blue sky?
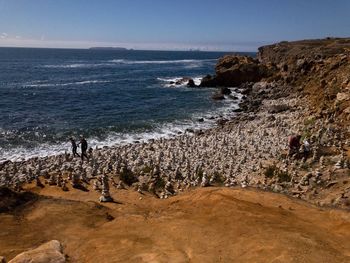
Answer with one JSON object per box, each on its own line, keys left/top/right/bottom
{"left": 0, "top": 0, "right": 349, "bottom": 51}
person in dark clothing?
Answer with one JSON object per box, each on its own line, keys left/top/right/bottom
{"left": 78, "top": 136, "right": 89, "bottom": 161}
{"left": 288, "top": 134, "right": 301, "bottom": 157}
{"left": 69, "top": 137, "right": 80, "bottom": 157}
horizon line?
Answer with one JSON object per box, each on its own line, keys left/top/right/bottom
{"left": 0, "top": 45, "right": 258, "bottom": 53}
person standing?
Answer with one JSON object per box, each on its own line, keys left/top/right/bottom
{"left": 69, "top": 137, "right": 80, "bottom": 157}
{"left": 302, "top": 138, "right": 311, "bottom": 160}
{"left": 78, "top": 136, "right": 89, "bottom": 161}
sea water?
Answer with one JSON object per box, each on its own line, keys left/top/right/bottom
{"left": 0, "top": 48, "right": 253, "bottom": 161}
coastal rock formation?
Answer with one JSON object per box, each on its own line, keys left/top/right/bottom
{"left": 199, "top": 74, "right": 217, "bottom": 87}
{"left": 211, "top": 87, "right": 232, "bottom": 100}
{"left": 200, "top": 55, "right": 271, "bottom": 87}
{"left": 168, "top": 77, "right": 197, "bottom": 87}
{"left": 8, "top": 240, "right": 65, "bottom": 263}
{"left": 211, "top": 93, "right": 225, "bottom": 100}
{"left": 187, "top": 78, "right": 196, "bottom": 87}
{"left": 258, "top": 37, "right": 350, "bottom": 125}
{"left": 257, "top": 38, "right": 350, "bottom": 65}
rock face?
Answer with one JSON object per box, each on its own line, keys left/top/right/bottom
{"left": 8, "top": 240, "right": 65, "bottom": 263}
{"left": 211, "top": 87, "right": 232, "bottom": 100}
{"left": 257, "top": 38, "right": 350, "bottom": 65}
{"left": 257, "top": 37, "right": 350, "bottom": 123}
{"left": 200, "top": 74, "right": 218, "bottom": 87}
{"left": 200, "top": 55, "right": 271, "bottom": 87}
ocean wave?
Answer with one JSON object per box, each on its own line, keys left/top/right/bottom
{"left": 109, "top": 58, "right": 216, "bottom": 64}
{"left": 42, "top": 63, "right": 117, "bottom": 69}
{"left": 42, "top": 59, "right": 216, "bottom": 69}
{"left": 157, "top": 76, "right": 202, "bottom": 87}
{"left": 0, "top": 91, "right": 242, "bottom": 162}
{"left": 184, "top": 63, "right": 202, "bottom": 69}
{"left": 23, "top": 80, "right": 111, "bottom": 88}
{"left": 43, "top": 63, "right": 89, "bottom": 69}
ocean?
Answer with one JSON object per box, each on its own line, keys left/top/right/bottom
{"left": 0, "top": 48, "right": 252, "bottom": 161}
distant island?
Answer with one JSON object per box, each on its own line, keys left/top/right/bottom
{"left": 89, "top": 47, "right": 131, "bottom": 51}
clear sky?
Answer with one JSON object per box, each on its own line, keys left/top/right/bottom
{"left": 0, "top": 0, "right": 349, "bottom": 51}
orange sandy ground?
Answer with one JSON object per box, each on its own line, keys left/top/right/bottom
{"left": 1, "top": 184, "right": 350, "bottom": 263}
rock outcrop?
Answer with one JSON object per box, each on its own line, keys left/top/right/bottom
{"left": 200, "top": 55, "right": 272, "bottom": 87}
{"left": 187, "top": 78, "right": 196, "bottom": 87}
{"left": 168, "top": 77, "right": 198, "bottom": 87}
{"left": 8, "top": 240, "right": 65, "bottom": 263}
{"left": 211, "top": 93, "right": 225, "bottom": 100}
{"left": 257, "top": 38, "right": 350, "bottom": 65}
{"left": 257, "top": 37, "right": 350, "bottom": 124}
{"left": 211, "top": 87, "right": 232, "bottom": 100}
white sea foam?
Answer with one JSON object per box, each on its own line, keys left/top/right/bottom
{"left": 157, "top": 76, "right": 203, "bottom": 87}
{"left": 42, "top": 63, "right": 119, "bottom": 69}
{"left": 0, "top": 91, "right": 242, "bottom": 162}
{"left": 193, "top": 77, "right": 202, "bottom": 86}
{"left": 23, "top": 80, "right": 111, "bottom": 88}
{"left": 109, "top": 58, "right": 216, "bottom": 64}
{"left": 43, "top": 63, "right": 88, "bottom": 68}
{"left": 42, "top": 59, "right": 217, "bottom": 69}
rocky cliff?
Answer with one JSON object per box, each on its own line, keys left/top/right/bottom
{"left": 200, "top": 55, "right": 272, "bottom": 87}
{"left": 202, "top": 38, "right": 350, "bottom": 124}
{"left": 258, "top": 38, "right": 350, "bottom": 128}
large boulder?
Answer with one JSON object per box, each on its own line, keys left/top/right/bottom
{"left": 212, "top": 93, "right": 225, "bottom": 100}
{"left": 220, "top": 87, "right": 231, "bottom": 95}
{"left": 187, "top": 78, "right": 196, "bottom": 87}
{"left": 8, "top": 240, "right": 65, "bottom": 263}
{"left": 200, "top": 56, "right": 271, "bottom": 87}
{"left": 199, "top": 74, "right": 218, "bottom": 87}
{"left": 215, "top": 55, "right": 270, "bottom": 86}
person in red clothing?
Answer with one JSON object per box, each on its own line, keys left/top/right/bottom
{"left": 288, "top": 135, "right": 301, "bottom": 156}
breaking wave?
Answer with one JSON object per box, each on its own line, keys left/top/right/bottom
{"left": 0, "top": 90, "right": 242, "bottom": 162}
{"left": 109, "top": 58, "right": 216, "bottom": 64}
{"left": 23, "top": 80, "right": 111, "bottom": 88}
{"left": 157, "top": 77, "right": 203, "bottom": 88}
{"left": 42, "top": 59, "right": 216, "bottom": 69}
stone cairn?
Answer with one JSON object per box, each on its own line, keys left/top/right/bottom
{"left": 99, "top": 174, "right": 113, "bottom": 202}
{"left": 0, "top": 96, "right": 349, "bottom": 206}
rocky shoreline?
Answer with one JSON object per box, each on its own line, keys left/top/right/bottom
{"left": 1, "top": 37, "right": 350, "bottom": 210}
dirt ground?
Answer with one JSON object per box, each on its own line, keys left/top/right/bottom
{"left": 1, "top": 185, "right": 350, "bottom": 263}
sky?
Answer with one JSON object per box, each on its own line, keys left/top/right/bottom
{"left": 0, "top": 0, "right": 349, "bottom": 51}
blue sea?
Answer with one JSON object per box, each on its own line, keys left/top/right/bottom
{"left": 0, "top": 48, "right": 250, "bottom": 161}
